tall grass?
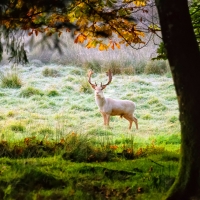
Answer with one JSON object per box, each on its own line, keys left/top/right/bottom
{"left": 0, "top": 33, "right": 160, "bottom": 70}
{"left": 0, "top": 71, "right": 22, "bottom": 88}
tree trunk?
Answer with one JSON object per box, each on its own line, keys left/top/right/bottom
{"left": 155, "top": 0, "right": 200, "bottom": 199}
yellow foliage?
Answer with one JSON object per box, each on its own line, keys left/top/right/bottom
{"left": 86, "top": 40, "right": 98, "bottom": 49}
{"left": 133, "top": 0, "right": 147, "bottom": 7}
{"left": 74, "top": 34, "right": 87, "bottom": 43}
{"left": 135, "top": 30, "right": 145, "bottom": 37}
{"left": 99, "top": 43, "right": 109, "bottom": 51}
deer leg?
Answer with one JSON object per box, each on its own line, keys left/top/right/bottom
{"left": 129, "top": 121, "right": 133, "bottom": 129}
{"left": 124, "top": 115, "right": 138, "bottom": 130}
{"left": 101, "top": 113, "right": 107, "bottom": 125}
{"left": 132, "top": 116, "right": 138, "bottom": 130}
{"left": 106, "top": 114, "right": 110, "bottom": 127}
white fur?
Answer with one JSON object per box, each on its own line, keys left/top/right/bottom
{"left": 93, "top": 86, "right": 138, "bottom": 129}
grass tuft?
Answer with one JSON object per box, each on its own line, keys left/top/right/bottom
{"left": 79, "top": 78, "right": 93, "bottom": 93}
{"left": 47, "top": 89, "right": 59, "bottom": 97}
{"left": 83, "top": 60, "right": 102, "bottom": 73}
{"left": 144, "top": 60, "right": 168, "bottom": 75}
{"left": 42, "top": 67, "right": 59, "bottom": 77}
{"left": 20, "top": 86, "right": 44, "bottom": 97}
{"left": 9, "top": 123, "right": 25, "bottom": 132}
{"left": 0, "top": 72, "right": 22, "bottom": 88}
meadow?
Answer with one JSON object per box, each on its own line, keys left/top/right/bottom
{"left": 0, "top": 61, "right": 181, "bottom": 199}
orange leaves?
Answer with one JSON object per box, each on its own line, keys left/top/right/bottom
{"left": 2, "top": 20, "right": 11, "bottom": 28}
{"left": 99, "top": 43, "right": 109, "bottom": 51}
{"left": 74, "top": 34, "right": 87, "bottom": 43}
{"left": 74, "top": 34, "right": 122, "bottom": 51}
{"left": 12, "top": 0, "right": 148, "bottom": 52}
{"left": 109, "top": 41, "right": 121, "bottom": 50}
{"left": 134, "top": 30, "right": 145, "bottom": 37}
{"left": 86, "top": 39, "right": 120, "bottom": 51}
{"left": 110, "top": 145, "right": 118, "bottom": 150}
{"left": 28, "top": 29, "right": 39, "bottom": 36}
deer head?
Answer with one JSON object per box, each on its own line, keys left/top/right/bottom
{"left": 88, "top": 69, "right": 112, "bottom": 90}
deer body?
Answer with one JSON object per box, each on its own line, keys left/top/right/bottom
{"left": 88, "top": 71, "right": 138, "bottom": 130}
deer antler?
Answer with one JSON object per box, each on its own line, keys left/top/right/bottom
{"left": 101, "top": 69, "right": 112, "bottom": 90}
{"left": 88, "top": 70, "right": 97, "bottom": 89}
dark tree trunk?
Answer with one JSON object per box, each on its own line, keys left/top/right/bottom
{"left": 155, "top": 0, "right": 200, "bottom": 199}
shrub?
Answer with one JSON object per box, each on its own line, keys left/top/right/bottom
{"left": 135, "top": 61, "right": 146, "bottom": 74}
{"left": 42, "top": 68, "right": 59, "bottom": 77}
{"left": 104, "top": 60, "right": 121, "bottom": 75}
{"left": 0, "top": 72, "right": 22, "bottom": 88}
{"left": 102, "top": 60, "right": 135, "bottom": 75}
{"left": 121, "top": 67, "right": 135, "bottom": 75}
{"left": 83, "top": 60, "right": 102, "bottom": 73}
{"left": 20, "top": 87, "right": 44, "bottom": 97}
{"left": 79, "top": 78, "right": 93, "bottom": 93}
{"left": 144, "top": 60, "right": 168, "bottom": 75}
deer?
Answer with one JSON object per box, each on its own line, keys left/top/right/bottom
{"left": 88, "top": 70, "right": 138, "bottom": 130}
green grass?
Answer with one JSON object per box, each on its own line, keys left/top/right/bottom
{"left": 0, "top": 150, "right": 179, "bottom": 199}
{"left": 0, "top": 64, "right": 180, "bottom": 199}
{"left": 0, "top": 71, "right": 22, "bottom": 88}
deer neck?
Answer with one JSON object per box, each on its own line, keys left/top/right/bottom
{"left": 95, "top": 94, "right": 106, "bottom": 108}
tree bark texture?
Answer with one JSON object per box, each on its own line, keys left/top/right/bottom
{"left": 155, "top": 0, "right": 200, "bottom": 199}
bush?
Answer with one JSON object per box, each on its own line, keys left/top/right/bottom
{"left": 20, "top": 87, "right": 44, "bottom": 97}
{"left": 102, "top": 60, "right": 135, "bottom": 75}
{"left": 42, "top": 68, "right": 59, "bottom": 77}
{"left": 144, "top": 60, "right": 168, "bottom": 75}
{"left": 121, "top": 67, "right": 135, "bottom": 75}
{"left": 83, "top": 60, "right": 102, "bottom": 73}
{"left": 104, "top": 60, "right": 121, "bottom": 75}
{"left": 79, "top": 78, "right": 93, "bottom": 93}
{"left": 0, "top": 72, "right": 22, "bottom": 88}
{"left": 135, "top": 61, "right": 146, "bottom": 74}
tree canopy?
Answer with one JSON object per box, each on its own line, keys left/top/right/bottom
{"left": 0, "top": 0, "right": 160, "bottom": 63}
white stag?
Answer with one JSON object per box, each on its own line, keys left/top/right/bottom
{"left": 88, "top": 70, "right": 138, "bottom": 130}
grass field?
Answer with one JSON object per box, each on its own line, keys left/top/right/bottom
{"left": 0, "top": 63, "right": 180, "bottom": 199}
